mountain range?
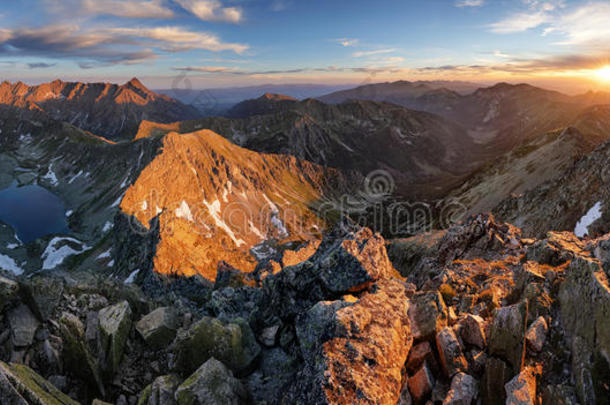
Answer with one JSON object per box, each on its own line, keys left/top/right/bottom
{"left": 0, "top": 77, "right": 609, "bottom": 404}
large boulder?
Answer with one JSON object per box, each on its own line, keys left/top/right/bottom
{"left": 0, "top": 275, "right": 18, "bottom": 312}
{"left": 21, "top": 276, "right": 64, "bottom": 321}
{"left": 138, "top": 374, "right": 181, "bottom": 405}
{"left": 480, "top": 357, "right": 512, "bottom": 405}
{"left": 8, "top": 303, "right": 40, "bottom": 347}
{"left": 505, "top": 366, "right": 538, "bottom": 405}
{"left": 443, "top": 372, "right": 478, "bottom": 405}
{"left": 59, "top": 312, "right": 105, "bottom": 396}
{"left": 174, "top": 358, "right": 248, "bottom": 405}
{"left": 408, "top": 291, "right": 448, "bottom": 340}
{"left": 259, "top": 226, "right": 403, "bottom": 323}
{"left": 97, "top": 301, "right": 133, "bottom": 376}
{"left": 0, "top": 361, "right": 79, "bottom": 405}
{"left": 436, "top": 327, "right": 468, "bottom": 378}
{"left": 289, "top": 278, "right": 413, "bottom": 404}
{"left": 136, "top": 307, "right": 180, "bottom": 349}
{"left": 316, "top": 227, "right": 402, "bottom": 293}
{"left": 173, "top": 316, "right": 261, "bottom": 376}
{"left": 488, "top": 301, "right": 528, "bottom": 371}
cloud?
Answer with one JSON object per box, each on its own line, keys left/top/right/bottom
{"left": 352, "top": 49, "right": 396, "bottom": 58}
{"left": 455, "top": 0, "right": 484, "bottom": 7}
{"left": 172, "top": 66, "right": 235, "bottom": 72}
{"left": 107, "top": 26, "right": 248, "bottom": 53}
{"left": 174, "top": 0, "right": 243, "bottom": 23}
{"left": 336, "top": 38, "right": 359, "bottom": 47}
{"left": 172, "top": 65, "right": 406, "bottom": 76}
{"left": 0, "top": 24, "right": 248, "bottom": 69}
{"left": 43, "top": 0, "right": 174, "bottom": 19}
{"left": 27, "top": 62, "right": 57, "bottom": 69}
{"left": 545, "top": 2, "right": 610, "bottom": 47}
{"left": 489, "top": 11, "right": 549, "bottom": 33}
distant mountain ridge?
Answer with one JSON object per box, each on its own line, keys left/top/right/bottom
{"left": 0, "top": 78, "right": 200, "bottom": 141}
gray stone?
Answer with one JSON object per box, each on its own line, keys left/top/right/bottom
{"left": 8, "top": 304, "right": 40, "bottom": 347}
{"left": 436, "top": 327, "right": 467, "bottom": 378}
{"left": 136, "top": 307, "right": 180, "bottom": 349}
{"left": 59, "top": 312, "right": 105, "bottom": 396}
{"left": 488, "top": 301, "right": 528, "bottom": 370}
{"left": 408, "top": 291, "right": 448, "bottom": 340}
{"left": 143, "top": 374, "right": 181, "bottom": 405}
{"left": 174, "top": 358, "right": 248, "bottom": 405}
{"left": 481, "top": 357, "right": 511, "bottom": 405}
{"left": 0, "top": 275, "right": 18, "bottom": 312}
{"left": 525, "top": 316, "right": 548, "bottom": 352}
{"left": 505, "top": 366, "right": 537, "bottom": 405}
{"left": 443, "top": 372, "right": 478, "bottom": 405}
{"left": 98, "top": 300, "right": 132, "bottom": 376}
{"left": 458, "top": 314, "right": 486, "bottom": 349}
{"left": 173, "top": 316, "right": 261, "bottom": 376}
{"left": 259, "top": 325, "right": 280, "bottom": 347}
{"left": 0, "top": 361, "right": 79, "bottom": 405}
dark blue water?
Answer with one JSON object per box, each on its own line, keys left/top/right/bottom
{"left": 0, "top": 182, "right": 70, "bottom": 243}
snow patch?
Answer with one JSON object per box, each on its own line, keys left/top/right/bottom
{"left": 97, "top": 249, "right": 111, "bottom": 260}
{"left": 124, "top": 269, "right": 140, "bottom": 284}
{"left": 0, "top": 254, "right": 23, "bottom": 275}
{"left": 102, "top": 222, "right": 114, "bottom": 233}
{"left": 42, "top": 164, "right": 59, "bottom": 186}
{"left": 175, "top": 200, "right": 194, "bottom": 222}
{"left": 203, "top": 199, "right": 245, "bottom": 247}
{"left": 68, "top": 170, "right": 83, "bottom": 184}
{"left": 575, "top": 201, "right": 603, "bottom": 238}
{"left": 42, "top": 237, "right": 91, "bottom": 270}
{"left": 111, "top": 194, "right": 124, "bottom": 208}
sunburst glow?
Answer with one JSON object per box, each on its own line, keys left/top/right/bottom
{"left": 594, "top": 66, "right": 610, "bottom": 82}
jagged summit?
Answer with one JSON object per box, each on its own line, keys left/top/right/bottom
{"left": 0, "top": 78, "right": 199, "bottom": 140}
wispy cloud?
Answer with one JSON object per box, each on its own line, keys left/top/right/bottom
{"left": 489, "top": 11, "right": 549, "bottom": 33}
{"left": 352, "top": 49, "right": 396, "bottom": 58}
{"left": 107, "top": 26, "right": 248, "bottom": 53}
{"left": 172, "top": 65, "right": 406, "bottom": 76}
{"left": 27, "top": 62, "right": 57, "bottom": 69}
{"left": 335, "top": 38, "right": 359, "bottom": 47}
{"left": 490, "top": 1, "right": 610, "bottom": 49}
{"left": 43, "top": 0, "right": 174, "bottom": 19}
{"left": 0, "top": 24, "right": 248, "bottom": 68}
{"left": 174, "top": 0, "right": 243, "bottom": 23}
{"left": 455, "top": 0, "right": 484, "bottom": 8}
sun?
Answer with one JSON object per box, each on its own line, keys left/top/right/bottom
{"left": 594, "top": 66, "right": 610, "bottom": 83}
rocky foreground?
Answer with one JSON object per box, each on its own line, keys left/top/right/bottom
{"left": 0, "top": 214, "right": 609, "bottom": 404}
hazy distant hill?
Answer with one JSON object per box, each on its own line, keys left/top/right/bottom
{"left": 156, "top": 83, "right": 353, "bottom": 116}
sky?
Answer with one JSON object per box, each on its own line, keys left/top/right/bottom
{"left": 1, "top": 0, "right": 610, "bottom": 92}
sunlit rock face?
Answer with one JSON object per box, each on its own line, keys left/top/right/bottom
{"left": 120, "top": 129, "right": 344, "bottom": 279}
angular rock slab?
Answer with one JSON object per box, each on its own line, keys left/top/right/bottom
{"left": 0, "top": 361, "right": 79, "bottom": 405}
{"left": 293, "top": 279, "right": 413, "bottom": 405}
{"left": 174, "top": 358, "right": 248, "bottom": 405}
{"left": 8, "top": 303, "right": 40, "bottom": 347}
{"left": 173, "top": 316, "right": 261, "bottom": 376}
{"left": 488, "top": 301, "right": 528, "bottom": 371}
{"left": 505, "top": 366, "right": 538, "bottom": 405}
{"left": 436, "top": 327, "right": 467, "bottom": 378}
{"left": 136, "top": 306, "right": 180, "bottom": 349}
{"left": 98, "top": 300, "right": 133, "bottom": 376}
